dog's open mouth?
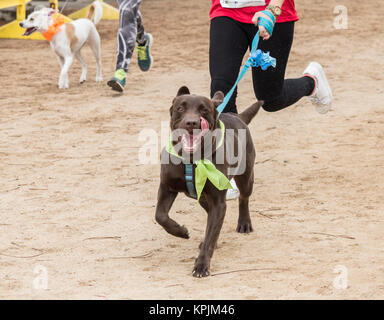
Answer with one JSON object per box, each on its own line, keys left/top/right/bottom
{"left": 181, "top": 117, "right": 209, "bottom": 153}
{"left": 23, "top": 27, "right": 37, "bottom": 36}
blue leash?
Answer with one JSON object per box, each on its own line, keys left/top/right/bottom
{"left": 184, "top": 12, "right": 277, "bottom": 199}
{"left": 216, "top": 12, "right": 277, "bottom": 115}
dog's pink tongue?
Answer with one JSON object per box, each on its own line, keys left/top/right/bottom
{"left": 200, "top": 117, "right": 209, "bottom": 131}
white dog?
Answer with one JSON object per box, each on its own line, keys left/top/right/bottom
{"left": 20, "top": 1, "right": 103, "bottom": 89}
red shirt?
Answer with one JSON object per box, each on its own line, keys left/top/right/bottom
{"left": 210, "top": 0, "right": 299, "bottom": 24}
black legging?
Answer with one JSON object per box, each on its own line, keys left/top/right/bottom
{"left": 210, "top": 16, "right": 314, "bottom": 113}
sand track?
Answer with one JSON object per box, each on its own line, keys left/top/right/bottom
{"left": 0, "top": 0, "right": 383, "bottom": 299}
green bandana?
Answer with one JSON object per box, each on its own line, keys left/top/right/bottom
{"left": 166, "top": 120, "right": 232, "bottom": 200}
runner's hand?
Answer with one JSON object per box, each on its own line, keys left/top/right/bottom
{"left": 252, "top": 11, "right": 275, "bottom": 40}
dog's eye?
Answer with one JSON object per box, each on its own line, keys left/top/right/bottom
{"left": 30, "top": 18, "right": 34, "bottom": 21}
{"left": 199, "top": 105, "right": 209, "bottom": 114}
{"left": 177, "top": 106, "right": 185, "bottom": 113}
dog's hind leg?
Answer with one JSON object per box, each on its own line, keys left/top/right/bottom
{"left": 155, "top": 183, "right": 189, "bottom": 239}
{"left": 234, "top": 170, "right": 254, "bottom": 234}
{"left": 88, "top": 28, "right": 102, "bottom": 82}
{"left": 75, "top": 51, "right": 87, "bottom": 83}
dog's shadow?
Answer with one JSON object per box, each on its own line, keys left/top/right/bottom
{"left": 110, "top": 92, "right": 124, "bottom": 98}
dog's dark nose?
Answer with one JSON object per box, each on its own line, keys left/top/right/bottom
{"left": 185, "top": 119, "right": 199, "bottom": 129}
{"left": 19, "top": 22, "right": 23, "bottom": 27}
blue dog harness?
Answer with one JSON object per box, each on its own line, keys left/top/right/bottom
{"left": 185, "top": 164, "right": 196, "bottom": 198}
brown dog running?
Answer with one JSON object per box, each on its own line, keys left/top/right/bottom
{"left": 155, "top": 86, "right": 263, "bottom": 277}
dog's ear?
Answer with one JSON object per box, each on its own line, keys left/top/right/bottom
{"left": 212, "top": 91, "right": 224, "bottom": 107}
{"left": 176, "top": 86, "right": 190, "bottom": 97}
{"left": 169, "top": 95, "right": 178, "bottom": 117}
{"left": 212, "top": 107, "right": 219, "bottom": 129}
{"left": 169, "top": 101, "right": 177, "bottom": 129}
{"left": 47, "top": 8, "right": 57, "bottom": 16}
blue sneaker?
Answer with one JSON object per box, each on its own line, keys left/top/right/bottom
{"left": 137, "top": 33, "right": 153, "bottom": 72}
{"left": 107, "top": 69, "right": 126, "bottom": 92}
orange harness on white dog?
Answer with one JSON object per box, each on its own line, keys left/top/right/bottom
{"left": 41, "top": 14, "right": 65, "bottom": 41}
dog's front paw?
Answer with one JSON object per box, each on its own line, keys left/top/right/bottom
{"left": 58, "top": 82, "right": 69, "bottom": 89}
{"left": 192, "top": 261, "right": 210, "bottom": 278}
{"left": 175, "top": 225, "right": 189, "bottom": 239}
{"left": 236, "top": 221, "right": 253, "bottom": 234}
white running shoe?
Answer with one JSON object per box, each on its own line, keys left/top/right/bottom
{"left": 226, "top": 178, "right": 240, "bottom": 201}
{"left": 303, "top": 62, "right": 333, "bottom": 114}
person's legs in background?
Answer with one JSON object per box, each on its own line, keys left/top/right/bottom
{"left": 108, "top": 0, "right": 153, "bottom": 92}
{"left": 210, "top": 17, "right": 251, "bottom": 200}
{"left": 209, "top": 17, "right": 250, "bottom": 114}
{"left": 212, "top": 20, "right": 332, "bottom": 199}
{"left": 136, "top": 11, "right": 153, "bottom": 72}
{"left": 135, "top": 10, "right": 146, "bottom": 45}
{"left": 252, "top": 22, "right": 332, "bottom": 114}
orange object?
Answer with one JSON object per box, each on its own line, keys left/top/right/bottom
{"left": 41, "top": 14, "right": 65, "bottom": 41}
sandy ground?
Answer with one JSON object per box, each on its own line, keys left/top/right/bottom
{"left": 0, "top": 0, "right": 383, "bottom": 299}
